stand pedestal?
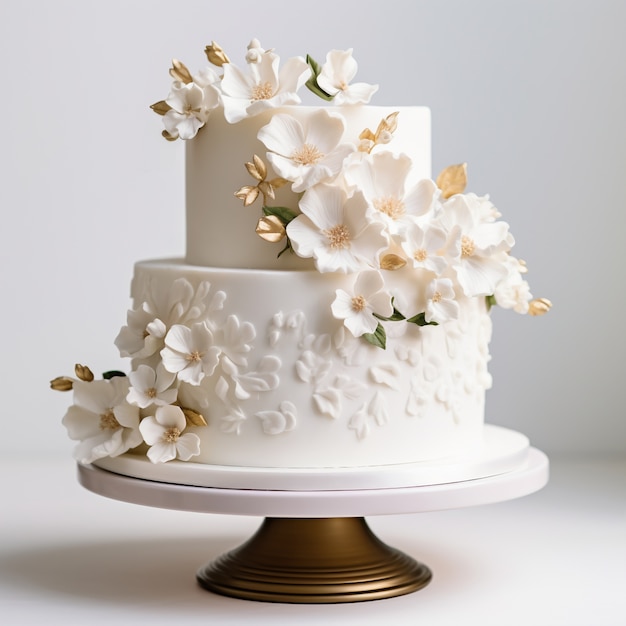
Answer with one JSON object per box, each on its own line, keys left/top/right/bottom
{"left": 197, "top": 517, "right": 431, "bottom": 603}
{"left": 77, "top": 435, "right": 548, "bottom": 604}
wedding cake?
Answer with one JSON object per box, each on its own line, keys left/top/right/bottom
{"left": 52, "top": 40, "right": 550, "bottom": 479}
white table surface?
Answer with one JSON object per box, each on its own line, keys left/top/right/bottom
{"left": 1, "top": 454, "right": 624, "bottom": 626}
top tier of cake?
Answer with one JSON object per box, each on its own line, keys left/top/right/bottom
{"left": 185, "top": 105, "right": 431, "bottom": 269}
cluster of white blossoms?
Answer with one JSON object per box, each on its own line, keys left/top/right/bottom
{"left": 157, "top": 39, "right": 378, "bottom": 138}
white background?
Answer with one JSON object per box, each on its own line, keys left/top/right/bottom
{"left": 1, "top": 0, "right": 623, "bottom": 457}
{"left": 0, "top": 3, "right": 624, "bottom": 625}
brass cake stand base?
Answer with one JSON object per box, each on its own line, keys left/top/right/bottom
{"left": 196, "top": 517, "right": 431, "bottom": 603}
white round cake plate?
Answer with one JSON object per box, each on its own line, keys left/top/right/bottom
{"left": 92, "top": 424, "right": 529, "bottom": 492}
{"left": 75, "top": 427, "right": 548, "bottom": 604}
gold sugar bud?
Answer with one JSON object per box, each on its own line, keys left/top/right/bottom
{"left": 50, "top": 376, "right": 73, "bottom": 391}
{"left": 150, "top": 100, "right": 171, "bottom": 116}
{"left": 75, "top": 364, "right": 94, "bottom": 382}
{"left": 169, "top": 58, "right": 193, "bottom": 84}
{"left": 256, "top": 215, "right": 286, "bottom": 243}
{"left": 528, "top": 298, "right": 552, "bottom": 316}
{"left": 205, "top": 41, "right": 230, "bottom": 67}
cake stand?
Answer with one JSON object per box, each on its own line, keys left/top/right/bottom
{"left": 76, "top": 427, "right": 548, "bottom": 604}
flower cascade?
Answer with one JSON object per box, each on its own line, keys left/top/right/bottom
{"left": 149, "top": 38, "right": 550, "bottom": 349}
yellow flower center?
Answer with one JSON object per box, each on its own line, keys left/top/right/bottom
{"left": 291, "top": 143, "right": 324, "bottom": 165}
{"left": 251, "top": 81, "right": 274, "bottom": 100}
{"left": 146, "top": 387, "right": 157, "bottom": 398}
{"left": 373, "top": 196, "right": 405, "bottom": 220}
{"left": 162, "top": 427, "right": 181, "bottom": 443}
{"left": 413, "top": 248, "right": 428, "bottom": 262}
{"left": 431, "top": 291, "right": 442, "bottom": 303}
{"left": 461, "top": 235, "right": 476, "bottom": 257}
{"left": 351, "top": 295, "right": 366, "bottom": 312}
{"left": 187, "top": 350, "right": 203, "bottom": 362}
{"left": 99, "top": 410, "right": 120, "bottom": 431}
{"left": 324, "top": 224, "right": 351, "bottom": 249}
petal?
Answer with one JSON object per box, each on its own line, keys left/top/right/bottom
{"left": 354, "top": 270, "right": 385, "bottom": 298}
{"left": 155, "top": 404, "right": 187, "bottom": 430}
{"left": 139, "top": 416, "right": 165, "bottom": 446}
{"left": 147, "top": 441, "right": 177, "bottom": 464}
{"left": 336, "top": 82, "right": 378, "bottom": 105}
{"left": 277, "top": 55, "right": 310, "bottom": 92}
{"left": 62, "top": 405, "right": 100, "bottom": 440}
{"left": 175, "top": 433, "right": 201, "bottom": 461}
{"left": 164, "top": 324, "right": 192, "bottom": 354}
{"left": 221, "top": 63, "right": 255, "bottom": 99}
{"left": 286, "top": 215, "right": 326, "bottom": 258}
{"left": 304, "top": 110, "right": 346, "bottom": 155}
{"left": 258, "top": 114, "right": 305, "bottom": 157}
{"left": 405, "top": 178, "right": 437, "bottom": 218}
{"left": 331, "top": 290, "right": 355, "bottom": 320}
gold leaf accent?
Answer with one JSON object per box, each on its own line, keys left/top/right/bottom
{"left": 359, "top": 128, "right": 376, "bottom": 142}
{"left": 378, "top": 111, "right": 399, "bottom": 135}
{"left": 205, "top": 41, "right": 230, "bottom": 66}
{"left": 245, "top": 156, "right": 265, "bottom": 181}
{"left": 256, "top": 215, "right": 286, "bottom": 243}
{"left": 268, "top": 177, "right": 288, "bottom": 189}
{"left": 380, "top": 253, "right": 407, "bottom": 270}
{"left": 50, "top": 376, "right": 73, "bottom": 391}
{"left": 182, "top": 406, "right": 208, "bottom": 427}
{"left": 518, "top": 259, "right": 529, "bottom": 274}
{"left": 150, "top": 100, "right": 171, "bottom": 116}
{"left": 258, "top": 181, "right": 275, "bottom": 200}
{"left": 75, "top": 364, "right": 94, "bottom": 382}
{"left": 169, "top": 58, "right": 193, "bottom": 84}
{"left": 234, "top": 185, "right": 260, "bottom": 207}
{"left": 436, "top": 163, "right": 468, "bottom": 199}
{"left": 528, "top": 297, "right": 552, "bottom": 316}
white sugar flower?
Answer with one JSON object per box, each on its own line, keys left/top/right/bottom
{"left": 139, "top": 405, "right": 201, "bottom": 463}
{"left": 317, "top": 49, "right": 378, "bottom": 104}
{"left": 258, "top": 110, "right": 354, "bottom": 193}
{"left": 115, "top": 278, "right": 214, "bottom": 363}
{"left": 331, "top": 270, "right": 393, "bottom": 337}
{"left": 424, "top": 278, "right": 459, "bottom": 324}
{"left": 62, "top": 377, "right": 142, "bottom": 464}
{"left": 163, "top": 81, "right": 220, "bottom": 140}
{"left": 287, "top": 184, "right": 387, "bottom": 273}
{"left": 493, "top": 255, "right": 532, "bottom": 313}
{"left": 221, "top": 45, "right": 310, "bottom": 123}
{"left": 345, "top": 152, "right": 438, "bottom": 237}
{"left": 442, "top": 194, "right": 514, "bottom": 297}
{"left": 127, "top": 363, "right": 178, "bottom": 409}
{"left": 401, "top": 222, "right": 448, "bottom": 274}
{"left": 115, "top": 304, "right": 167, "bottom": 359}
{"left": 161, "top": 322, "right": 221, "bottom": 385}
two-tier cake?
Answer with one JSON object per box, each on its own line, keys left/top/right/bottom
{"left": 52, "top": 39, "right": 550, "bottom": 481}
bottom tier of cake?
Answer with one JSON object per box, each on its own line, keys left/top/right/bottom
{"left": 97, "top": 258, "right": 494, "bottom": 469}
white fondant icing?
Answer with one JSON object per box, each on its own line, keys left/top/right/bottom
{"left": 117, "top": 258, "right": 491, "bottom": 468}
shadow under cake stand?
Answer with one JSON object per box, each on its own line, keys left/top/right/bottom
{"left": 78, "top": 424, "right": 548, "bottom": 604}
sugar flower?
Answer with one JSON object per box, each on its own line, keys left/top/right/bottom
{"left": 126, "top": 363, "right": 178, "bottom": 409}
{"left": 62, "top": 377, "right": 142, "bottom": 464}
{"left": 316, "top": 49, "right": 378, "bottom": 104}
{"left": 115, "top": 278, "right": 213, "bottom": 363}
{"left": 221, "top": 44, "right": 310, "bottom": 123}
{"left": 287, "top": 184, "right": 387, "bottom": 273}
{"left": 331, "top": 270, "right": 393, "bottom": 337}
{"left": 258, "top": 110, "right": 354, "bottom": 193}
{"left": 163, "top": 81, "right": 220, "bottom": 140}
{"left": 139, "top": 405, "right": 201, "bottom": 463}
{"left": 161, "top": 322, "right": 221, "bottom": 385}
{"left": 345, "top": 152, "right": 438, "bottom": 237}
{"left": 401, "top": 222, "right": 448, "bottom": 274}
{"left": 441, "top": 194, "right": 514, "bottom": 297}
{"left": 424, "top": 278, "right": 459, "bottom": 324}
{"left": 493, "top": 255, "right": 532, "bottom": 313}
{"left": 115, "top": 304, "right": 167, "bottom": 359}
